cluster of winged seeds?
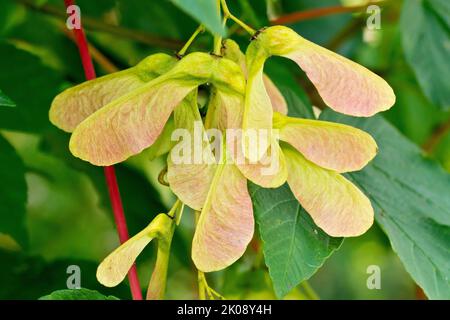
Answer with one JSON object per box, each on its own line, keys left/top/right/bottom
{"left": 50, "top": 25, "right": 395, "bottom": 291}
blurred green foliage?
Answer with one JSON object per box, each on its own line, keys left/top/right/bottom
{"left": 0, "top": 0, "right": 448, "bottom": 300}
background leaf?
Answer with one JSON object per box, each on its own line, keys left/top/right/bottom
{"left": 250, "top": 183, "right": 343, "bottom": 298}
{"left": 0, "top": 134, "right": 27, "bottom": 248}
{"left": 0, "top": 89, "right": 15, "bottom": 108}
{"left": 0, "top": 43, "right": 63, "bottom": 132}
{"left": 401, "top": 0, "right": 450, "bottom": 109}
{"left": 40, "top": 288, "right": 119, "bottom": 300}
{"left": 0, "top": 250, "right": 128, "bottom": 299}
{"left": 320, "top": 110, "right": 450, "bottom": 300}
{"left": 170, "top": 0, "right": 225, "bottom": 35}
{"left": 6, "top": 10, "right": 85, "bottom": 82}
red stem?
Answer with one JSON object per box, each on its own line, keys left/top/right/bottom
{"left": 63, "top": 0, "right": 142, "bottom": 300}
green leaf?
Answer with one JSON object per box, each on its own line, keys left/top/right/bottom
{"left": 0, "top": 89, "right": 15, "bottom": 107}
{"left": 0, "top": 134, "right": 27, "bottom": 248}
{"left": 0, "top": 43, "right": 63, "bottom": 132}
{"left": 320, "top": 110, "right": 450, "bottom": 300}
{"left": 401, "top": 0, "right": 450, "bottom": 109}
{"left": 7, "top": 11, "right": 85, "bottom": 82}
{"left": 40, "top": 288, "right": 119, "bottom": 300}
{"left": 426, "top": 0, "right": 450, "bottom": 25}
{"left": 170, "top": 0, "right": 225, "bottom": 35}
{"left": 249, "top": 183, "right": 343, "bottom": 298}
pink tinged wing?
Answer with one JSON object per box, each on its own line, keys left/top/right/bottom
{"left": 284, "top": 147, "right": 374, "bottom": 237}
{"left": 256, "top": 26, "right": 396, "bottom": 117}
{"left": 167, "top": 93, "right": 217, "bottom": 210}
{"left": 274, "top": 113, "right": 377, "bottom": 172}
{"left": 286, "top": 42, "right": 395, "bottom": 116}
{"left": 263, "top": 75, "right": 288, "bottom": 115}
{"left": 192, "top": 162, "right": 254, "bottom": 272}
{"left": 244, "top": 50, "right": 273, "bottom": 138}
{"left": 50, "top": 71, "right": 144, "bottom": 132}
{"left": 69, "top": 78, "right": 197, "bottom": 166}
{"left": 97, "top": 214, "right": 173, "bottom": 287}
{"left": 50, "top": 53, "right": 176, "bottom": 132}
{"left": 206, "top": 89, "right": 245, "bottom": 131}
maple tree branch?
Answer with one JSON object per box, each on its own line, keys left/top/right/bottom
{"left": 271, "top": 0, "right": 391, "bottom": 25}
